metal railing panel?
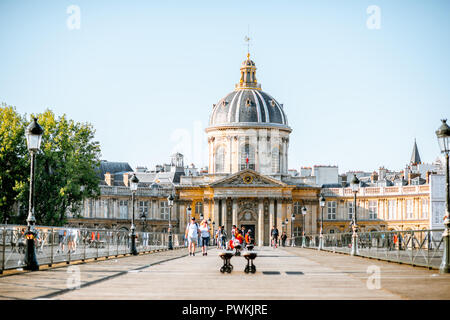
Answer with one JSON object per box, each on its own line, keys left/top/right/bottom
{"left": 0, "top": 224, "right": 184, "bottom": 272}
{"left": 299, "top": 229, "right": 445, "bottom": 269}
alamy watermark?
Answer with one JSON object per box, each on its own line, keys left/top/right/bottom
{"left": 366, "top": 5, "right": 381, "bottom": 30}
{"left": 67, "top": 5, "right": 81, "bottom": 30}
{"left": 66, "top": 265, "right": 81, "bottom": 290}
{"left": 366, "top": 265, "right": 381, "bottom": 290}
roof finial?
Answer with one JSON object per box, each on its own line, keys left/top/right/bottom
{"left": 244, "top": 25, "right": 251, "bottom": 58}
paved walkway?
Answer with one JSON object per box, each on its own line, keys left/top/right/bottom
{"left": 0, "top": 247, "right": 449, "bottom": 300}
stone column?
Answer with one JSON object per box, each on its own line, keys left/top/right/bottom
{"left": 258, "top": 199, "right": 264, "bottom": 246}
{"left": 269, "top": 199, "right": 275, "bottom": 229}
{"left": 221, "top": 199, "right": 227, "bottom": 229}
{"left": 213, "top": 200, "right": 220, "bottom": 226}
{"left": 232, "top": 199, "right": 238, "bottom": 227}
{"left": 276, "top": 199, "right": 282, "bottom": 231}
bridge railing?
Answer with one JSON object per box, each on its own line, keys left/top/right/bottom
{"left": 0, "top": 224, "right": 185, "bottom": 273}
{"left": 289, "top": 229, "right": 445, "bottom": 269}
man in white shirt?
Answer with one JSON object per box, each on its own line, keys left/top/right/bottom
{"left": 185, "top": 217, "right": 199, "bottom": 256}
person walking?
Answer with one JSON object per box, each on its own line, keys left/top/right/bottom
{"left": 221, "top": 225, "right": 227, "bottom": 250}
{"left": 281, "top": 231, "right": 287, "bottom": 247}
{"left": 57, "top": 228, "right": 65, "bottom": 253}
{"left": 199, "top": 219, "right": 210, "bottom": 256}
{"left": 71, "top": 228, "right": 79, "bottom": 253}
{"left": 215, "top": 226, "right": 222, "bottom": 249}
{"left": 185, "top": 217, "right": 200, "bottom": 256}
{"left": 271, "top": 225, "right": 279, "bottom": 248}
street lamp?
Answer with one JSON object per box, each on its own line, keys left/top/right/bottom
{"left": 130, "top": 174, "right": 139, "bottom": 255}
{"left": 140, "top": 212, "right": 147, "bottom": 232}
{"left": 291, "top": 214, "right": 295, "bottom": 247}
{"left": 301, "top": 206, "right": 307, "bottom": 247}
{"left": 350, "top": 174, "right": 360, "bottom": 256}
{"left": 24, "top": 118, "right": 43, "bottom": 271}
{"left": 167, "top": 193, "right": 174, "bottom": 250}
{"left": 212, "top": 221, "right": 216, "bottom": 246}
{"left": 318, "top": 195, "right": 325, "bottom": 250}
{"left": 436, "top": 119, "right": 450, "bottom": 273}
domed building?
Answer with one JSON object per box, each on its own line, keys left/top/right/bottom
{"left": 207, "top": 54, "right": 292, "bottom": 176}
{"left": 176, "top": 54, "right": 320, "bottom": 246}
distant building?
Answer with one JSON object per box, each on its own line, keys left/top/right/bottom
{"left": 68, "top": 56, "right": 447, "bottom": 239}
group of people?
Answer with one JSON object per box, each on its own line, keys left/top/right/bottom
{"left": 184, "top": 218, "right": 257, "bottom": 256}
{"left": 185, "top": 217, "right": 211, "bottom": 256}
{"left": 57, "top": 227, "right": 80, "bottom": 254}
{"left": 270, "top": 226, "right": 288, "bottom": 248}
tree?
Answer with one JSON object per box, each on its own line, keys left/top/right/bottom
{"left": 0, "top": 104, "right": 28, "bottom": 223}
{"left": 1, "top": 106, "right": 101, "bottom": 226}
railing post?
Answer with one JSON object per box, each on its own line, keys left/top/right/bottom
{"left": 107, "top": 231, "right": 110, "bottom": 258}
{"left": 116, "top": 232, "right": 119, "bottom": 257}
{"left": 50, "top": 228, "right": 54, "bottom": 267}
{"left": 1, "top": 226, "right": 5, "bottom": 274}
{"left": 96, "top": 230, "right": 99, "bottom": 260}
{"left": 83, "top": 229, "right": 86, "bottom": 262}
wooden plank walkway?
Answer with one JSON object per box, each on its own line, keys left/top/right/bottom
{"left": 0, "top": 247, "right": 449, "bottom": 300}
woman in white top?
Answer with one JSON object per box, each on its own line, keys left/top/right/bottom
{"left": 185, "top": 217, "right": 199, "bottom": 256}
{"left": 199, "top": 219, "right": 210, "bottom": 256}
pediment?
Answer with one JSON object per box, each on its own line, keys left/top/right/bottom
{"left": 209, "top": 169, "right": 287, "bottom": 188}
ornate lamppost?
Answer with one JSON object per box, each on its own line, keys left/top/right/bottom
{"left": 436, "top": 119, "right": 450, "bottom": 273}
{"left": 129, "top": 174, "right": 139, "bottom": 255}
{"left": 24, "top": 118, "right": 43, "bottom": 271}
{"left": 140, "top": 212, "right": 147, "bottom": 232}
{"left": 351, "top": 174, "right": 360, "bottom": 256}
{"left": 167, "top": 194, "right": 174, "bottom": 250}
{"left": 290, "top": 214, "right": 295, "bottom": 247}
{"left": 212, "top": 221, "right": 215, "bottom": 246}
{"left": 301, "top": 206, "right": 307, "bottom": 247}
{"left": 318, "top": 195, "right": 325, "bottom": 250}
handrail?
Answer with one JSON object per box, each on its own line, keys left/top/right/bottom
{"left": 289, "top": 228, "right": 445, "bottom": 269}
{"left": 0, "top": 224, "right": 185, "bottom": 273}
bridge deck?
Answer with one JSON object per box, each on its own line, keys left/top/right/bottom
{"left": 0, "top": 247, "right": 449, "bottom": 300}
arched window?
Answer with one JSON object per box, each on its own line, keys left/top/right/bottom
{"left": 239, "top": 143, "right": 255, "bottom": 170}
{"left": 215, "top": 146, "right": 225, "bottom": 173}
{"left": 271, "top": 147, "right": 280, "bottom": 173}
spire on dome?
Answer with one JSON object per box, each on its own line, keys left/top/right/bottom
{"left": 235, "top": 53, "right": 261, "bottom": 90}
{"left": 410, "top": 139, "right": 421, "bottom": 165}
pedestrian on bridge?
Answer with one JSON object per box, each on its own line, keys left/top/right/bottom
{"left": 199, "top": 219, "right": 210, "bottom": 256}
{"left": 185, "top": 217, "right": 199, "bottom": 256}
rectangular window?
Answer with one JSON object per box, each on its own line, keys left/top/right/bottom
{"left": 327, "top": 201, "right": 336, "bottom": 220}
{"left": 119, "top": 200, "right": 128, "bottom": 219}
{"left": 139, "top": 201, "right": 149, "bottom": 219}
{"left": 293, "top": 202, "right": 301, "bottom": 215}
{"left": 348, "top": 202, "right": 354, "bottom": 220}
{"left": 422, "top": 199, "right": 429, "bottom": 219}
{"left": 89, "top": 199, "right": 93, "bottom": 218}
{"left": 195, "top": 202, "right": 203, "bottom": 215}
{"left": 160, "top": 201, "right": 169, "bottom": 220}
{"left": 388, "top": 200, "right": 396, "bottom": 220}
{"left": 103, "top": 199, "right": 109, "bottom": 218}
{"left": 369, "top": 201, "right": 377, "bottom": 220}
{"left": 406, "top": 199, "right": 414, "bottom": 219}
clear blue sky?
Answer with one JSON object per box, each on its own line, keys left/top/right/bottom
{"left": 1, "top": 0, "right": 449, "bottom": 173}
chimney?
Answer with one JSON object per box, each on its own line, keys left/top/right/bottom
{"left": 123, "top": 173, "right": 129, "bottom": 187}
{"left": 371, "top": 171, "right": 378, "bottom": 183}
{"left": 104, "top": 172, "right": 114, "bottom": 186}
{"left": 426, "top": 171, "right": 431, "bottom": 184}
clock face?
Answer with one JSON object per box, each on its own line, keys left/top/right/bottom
{"left": 242, "top": 174, "right": 253, "bottom": 184}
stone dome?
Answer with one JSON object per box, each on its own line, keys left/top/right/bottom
{"left": 208, "top": 54, "right": 289, "bottom": 128}
{"left": 209, "top": 89, "right": 288, "bottom": 126}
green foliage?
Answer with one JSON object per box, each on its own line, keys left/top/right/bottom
{"left": 0, "top": 105, "right": 101, "bottom": 226}
{"left": 0, "top": 105, "right": 28, "bottom": 223}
